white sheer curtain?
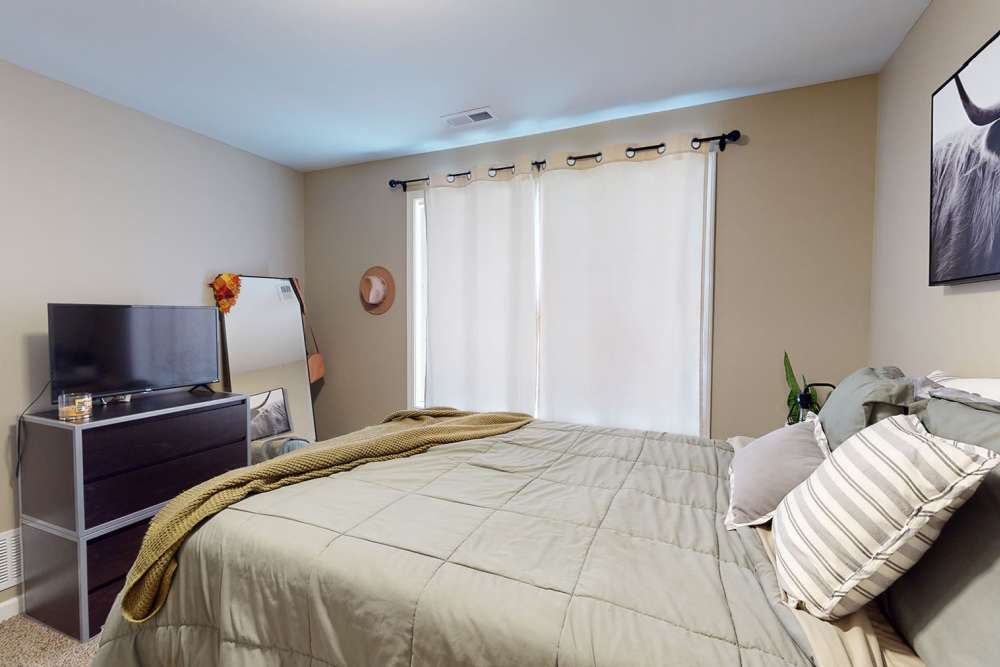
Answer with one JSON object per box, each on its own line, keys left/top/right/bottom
{"left": 423, "top": 175, "right": 537, "bottom": 413}
{"left": 537, "top": 153, "right": 712, "bottom": 435}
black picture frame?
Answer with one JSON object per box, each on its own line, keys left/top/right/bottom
{"left": 929, "top": 28, "right": 1000, "bottom": 286}
{"left": 249, "top": 387, "right": 293, "bottom": 441}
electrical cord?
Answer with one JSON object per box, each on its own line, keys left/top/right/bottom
{"left": 786, "top": 382, "right": 837, "bottom": 423}
{"left": 15, "top": 380, "right": 51, "bottom": 478}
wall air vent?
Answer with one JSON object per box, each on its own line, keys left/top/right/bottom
{"left": 0, "top": 528, "right": 21, "bottom": 591}
{"left": 442, "top": 107, "right": 495, "bottom": 128}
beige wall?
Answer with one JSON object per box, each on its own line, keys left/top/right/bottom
{"left": 0, "top": 60, "right": 305, "bottom": 602}
{"left": 872, "top": 0, "right": 1000, "bottom": 375}
{"left": 305, "top": 76, "right": 879, "bottom": 441}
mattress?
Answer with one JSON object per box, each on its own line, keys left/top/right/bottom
{"left": 94, "top": 420, "right": 815, "bottom": 666}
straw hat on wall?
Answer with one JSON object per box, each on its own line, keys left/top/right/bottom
{"left": 359, "top": 266, "right": 395, "bottom": 315}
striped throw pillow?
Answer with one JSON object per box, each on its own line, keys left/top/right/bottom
{"left": 772, "top": 414, "right": 1000, "bottom": 620}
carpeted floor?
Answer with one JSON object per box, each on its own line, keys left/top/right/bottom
{"left": 0, "top": 615, "right": 98, "bottom": 666}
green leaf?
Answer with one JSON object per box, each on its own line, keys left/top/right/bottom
{"left": 784, "top": 352, "right": 800, "bottom": 394}
{"left": 785, "top": 352, "right": 803, "bottom": 424}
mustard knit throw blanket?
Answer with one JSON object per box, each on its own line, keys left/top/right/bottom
{"left": 121, "top": 408, "right": 532, "bottom": 623}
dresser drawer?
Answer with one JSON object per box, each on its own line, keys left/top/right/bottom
{"left": 87, "top": 519, "right": 150, "bottom": 592}
{"left": 89, "top": 577, "right": 124, "bottom": 638}
{"left": 84, "top": 440, "right": 247, "bottom": 528}
{"left": 82, "top": 403, "right": 247, "bottom": 482}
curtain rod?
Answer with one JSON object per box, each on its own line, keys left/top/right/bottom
{"left": 387, "top": 131, "right": 740, "bottom": 191}
{"left": 690, "top": 130, "right": 741, "bottom": 151}
{"left": 387, "top": 177, "right": 430, "bottom": 192}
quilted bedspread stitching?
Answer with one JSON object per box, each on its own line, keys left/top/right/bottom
{"left": 572, "top": 595, "right": 807, "bottom": 667}
{"left": 482, "top": 434, "right": 727, "bottom": 476}
{"left": 94, "top": 421, "right": 809, "bottom": 667}
{"left": 408, "top": 430, "right": 586, "bottom": 667}
{"left": 553, "top": 432, "right": 648, "bottom": 664}
{"left": 711, "top": 443, "right": 744, "bottom": 667}
{"left": 405, "top": 438, "right": 508, "bottom": 667}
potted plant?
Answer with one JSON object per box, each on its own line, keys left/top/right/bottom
{"left": 784, "top": 352, "right": 822, "bottom": 425}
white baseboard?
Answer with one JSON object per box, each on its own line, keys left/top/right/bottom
{"left": 0, "top": 593, "right": 23, "bottom": 623}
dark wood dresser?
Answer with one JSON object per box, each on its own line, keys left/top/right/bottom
{"left": 19, "top": 391, "right": 249, "bottom": 640}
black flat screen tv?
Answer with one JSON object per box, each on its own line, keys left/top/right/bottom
{"left": 48, "top": 304, "right": 220, "bottom": 402}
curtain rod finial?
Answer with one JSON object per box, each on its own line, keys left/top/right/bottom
{"left": 692, "top": 130, "right": 742, "bottom": 152}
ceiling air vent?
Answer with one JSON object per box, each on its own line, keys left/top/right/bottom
{"left": 442, "top": 107, "right": 495, "bottom": 128}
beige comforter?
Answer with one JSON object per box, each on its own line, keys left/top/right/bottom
{"left": 95, "top": 421, "right": 820, "bottom": 666}
{"left": 120, "top": 408, "right": 531, "bottom": 623}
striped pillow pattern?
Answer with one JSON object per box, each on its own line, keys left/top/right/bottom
{"left": 773, "top": 414, "right": 1000, "bottom": 620}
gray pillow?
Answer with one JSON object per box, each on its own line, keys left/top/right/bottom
{"left": 725, "top": 414, "right": 829, "bottom": 530}
{"left": 818, "top": 367, "right": 913, "bottom": 449}
{"left": 929, "top": 386, "right": 1000, "bottom": 412}
{"left": 881, "top": 397, "right": 1000, "bottom": 667}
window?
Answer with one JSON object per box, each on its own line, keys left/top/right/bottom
{"left": 406, "top": 152, "right": 716, "bottom": 435}
{"left": 406, "top": 191, "right": 427, "bottom": 408}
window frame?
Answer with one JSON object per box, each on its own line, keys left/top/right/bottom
{"left": 406, "top": 189, "right": 427, "bottom": 408}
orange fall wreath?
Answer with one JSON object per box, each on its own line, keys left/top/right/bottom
{"left": 209, "top": 273, "right": 241, "bottom": 313}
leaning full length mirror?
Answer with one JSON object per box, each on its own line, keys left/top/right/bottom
{"left": 221, "top": 276, "right": 316, "bottom": 449}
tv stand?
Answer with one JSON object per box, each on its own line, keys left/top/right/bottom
{"left": 19, "top": 391, "right": 249, "bottom": 639}
{"left": 188, "top": 384, "right": 216, "bottom": 394}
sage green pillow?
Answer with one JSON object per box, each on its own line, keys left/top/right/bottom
{"left": 817, "top": 367, "right": 913, "bottom": 449}
{"left": 882, "top": 397, "right": 1000, "bottom": 667}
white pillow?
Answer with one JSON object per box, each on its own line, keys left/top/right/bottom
{"left": 773, "top": 414, "right": 1000, "bottom": 621}
{"left": 726, "top": 435, "right": 755, "bottom": 452}
{"left": 927, "top": 370, "right": 1000, "bottom": 402}
{"left": 725, "top": 414, "right": 829, "bottom": 530}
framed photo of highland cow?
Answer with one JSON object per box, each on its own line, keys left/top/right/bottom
{"left": 249, "top": 387, "right": 292, "bottom": 441}
{"left": 931, "top": 30, "right": 1000, "bottom": 285}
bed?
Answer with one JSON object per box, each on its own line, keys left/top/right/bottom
{"left": 92, "top": 417, "right": 920, "bottom": 666}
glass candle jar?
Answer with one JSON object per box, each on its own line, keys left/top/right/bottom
{"left": 58, "top": 392, "right": 93, "bottom": 422}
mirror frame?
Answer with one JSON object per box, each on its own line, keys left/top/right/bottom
{"left": 218, "top": 274, "right": 317, "bottom": 441}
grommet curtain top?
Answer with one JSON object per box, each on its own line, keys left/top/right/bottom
{"left": 387, "top": 131, "right": 740, "bottom": 191}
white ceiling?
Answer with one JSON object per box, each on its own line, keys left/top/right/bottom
{"left": 0, "top": 1, "right": 928, "bottom": 171}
